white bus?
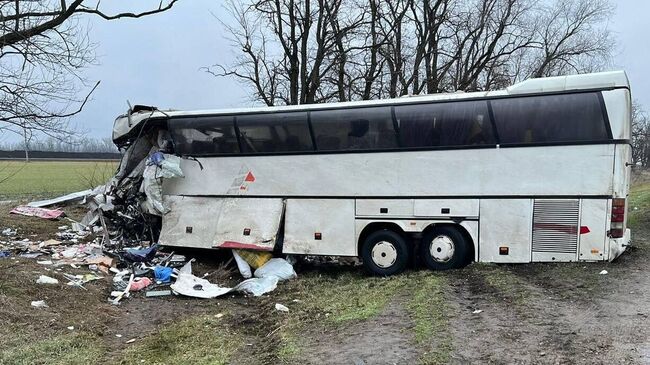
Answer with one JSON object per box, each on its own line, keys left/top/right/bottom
{"left": 114, "top": 71, "right": 632, "bottom": 275}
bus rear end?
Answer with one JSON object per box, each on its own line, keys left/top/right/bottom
{"left": 604, "top": 86, "right": 632, "bottom": 260}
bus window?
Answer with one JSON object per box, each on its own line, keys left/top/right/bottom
{"left": 169, "top": 116, "right": 239, "bottom": 155}
{"left": 310, "top": 107, "right": 397, "bottom": 151}
{"left": 491, "top": 92, "right": 609, "bottom": 144}
{"left": 395, "top": 100, "right": 494, "bottom": 148}
{"left": 237, "top": 112, "right": 313, "bottom": 153}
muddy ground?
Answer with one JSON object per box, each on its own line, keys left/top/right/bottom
{"left": 1, "top": 195, "right": 649, "bottom": 364}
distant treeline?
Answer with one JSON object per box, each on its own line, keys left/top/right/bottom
{"left": 0, "top": 150, "right": 120, "bottom": 160}
{"left": 0, "top": 136, "right": 118, "bottom": 153}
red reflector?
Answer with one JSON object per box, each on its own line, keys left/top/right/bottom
{"left": 610, "top": 229, "right": 624, "bottom": 238}
{"left": 612, "top": 206, "right": 625, "bottom": 214}
{"left": 243, "top": 228, "right": 251, "bottom": 236}
{"left": 314, "top": 232, "right": 322, "bottom": 240}
{"left": 579, "top": 226, "right": 591, "bottom": 234}
{"left": 612, "top": 198, "right": 625, "bottom": 207}
{"left": 499, "top": 247, "right": 509, "bottom": 255}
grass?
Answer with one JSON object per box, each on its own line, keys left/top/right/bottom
{"left": 628, "top": 182, "right": 650, "bottom": 228}
{"left": 0, "top": 333, "right": 104, "bottom": 365}
{"left": 294, "top": 270, "right": 409, "bottom": 323}
{"left": 0, "top": 160, "right": 117, "bottom": 200}
{"left": 405, "top": 272, "right": 452, "bottom": 365}
{"left": 119, "top": 316, "right": 241, "bottom": 365}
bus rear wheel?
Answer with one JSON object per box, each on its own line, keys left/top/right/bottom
{"left": 420, "top": 226, "right": 470, "bottom": 271}
{"left": 361, "top": 230, "right": 409, "bottom": 276}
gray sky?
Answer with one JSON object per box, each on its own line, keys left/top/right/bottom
{"left": 26, "top": 0, "right": 650, "bottom": 139}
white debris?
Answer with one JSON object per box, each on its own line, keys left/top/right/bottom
{"left": 31, "top": 300, "right": 48, "bottom": 308}
{"left": 254, "top": 258, "right": 297, "bottom": 282}
{"left": 472, "top": 309, "right": 483, "bottom": 314}
{"left": 599, "top": 270, "right": 608, "bottom": 275}
{"left": 67, "top": 326, "right": 74, "bottom": 330}
{"left": 36, "top": 275, "right": 59, "bottom": 285}
{"left": 275, "top": 303, "right": 289, "bottom": 312}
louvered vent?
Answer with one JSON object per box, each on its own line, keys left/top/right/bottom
{"left": 532, "top": 199, "right": 579, "bottom": 254}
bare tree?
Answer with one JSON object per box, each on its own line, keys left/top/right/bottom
{"left": 0, "top": 0, "right": 180, "bottom": 146}
{"left": 212, "top": 0, "right": 615, "bottom": 105}
{"left": 632, "top": 101, "right": 650, "bottom": 167}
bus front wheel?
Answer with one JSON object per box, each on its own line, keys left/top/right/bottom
{"left": 420, "top": 226, "right": 470, "bottom": 271}
{"left": 361, "top": 230, "right": 409, "bottom": 276}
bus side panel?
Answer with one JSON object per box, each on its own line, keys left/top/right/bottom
{"left": 283, "top": 199, "right": 356, "bottom": 256}
{"left": 212, "top": 198, "right": 284, "bottom": 251}
{"left": 159, "top": 195, "right": 224, "bottom": 249}
{"left": 578, "top": 199, "right": 608, "bottom": 261}
{"left": 479, "top": 199, "right": 532, "bottom": 263}
{"left": 613, "top": 144, "right": 632, "bottom": 198}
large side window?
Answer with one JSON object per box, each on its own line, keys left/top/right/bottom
{"left": 491, "top": 92, "right": 609, "bottom": 144}
{"left": 169, "top": 116, "right": 239, "bottom": 155}
{"left": 237, "top": 112, "right": 313, "bottom": 153}
{"left": 310, "top": 106, "right": 397, "bottom": 151}
{"left": 395, "top": 101, "right": 495, "bottom": 148}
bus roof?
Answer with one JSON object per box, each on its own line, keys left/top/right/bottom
{"left": 113, "top": 70, "right": 629, "bottom": 142}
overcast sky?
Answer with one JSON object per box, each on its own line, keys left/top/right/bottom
{"left": 27, "top": 0, "right": 650, "bottom": 140}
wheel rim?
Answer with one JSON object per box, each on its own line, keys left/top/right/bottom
{"left": 371, "top": 241, "right": 398, "bottom": 268}
{"left": 429, "top": 235, "right": 455, "bottom": 262}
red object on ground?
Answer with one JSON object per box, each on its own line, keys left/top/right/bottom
{"left": 10, "top": 206, "right": 65, "bottom": 220}
{"left": 130, "top": 277, "right": 153, "bottom": 291}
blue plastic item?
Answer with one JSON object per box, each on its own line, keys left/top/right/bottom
{"left": 154, "top": 266, "right": 173, "bottom": 283}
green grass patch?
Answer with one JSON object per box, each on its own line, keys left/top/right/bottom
{"left": 628, "top": 182, "right": 650, "bottom": 228}
{"left": 295, "top": 271, "right": 408, "bottom": 323}
{"left": 0, "top": 160, "right": 117, "bottom": 199}
{"left": 479, "top": 264, "right": 531, "bottom": 306}
{"left": 405, "top": 272, "right": 452, "bottom": 365}
{"left": 119, "top": 316, "right": 241, "bottom": 365}
{"left": 276, "top": 328, "right": 300, "bottom": 362}
{"left": 0, "top": 333, "right": 104, "bottom": 365}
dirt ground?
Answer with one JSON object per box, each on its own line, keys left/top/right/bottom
{"left": 1, "top": 188, "right": 649, "bottom": 364}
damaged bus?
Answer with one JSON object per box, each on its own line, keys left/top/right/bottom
{"left": 112, "top": 71, "right": 632, "bottom": 276}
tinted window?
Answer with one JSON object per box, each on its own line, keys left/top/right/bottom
{"left": 395, "top": 101, "right": 495, "bottom": 147}
{"left": 169, "top": 116, "right": 239, "bottom": 155}
{"left": 237, "top": 112, "right": 313, "bottom": 153}
{"left": 311, "top": 107, "right": 397, "bottom": 151}
{"left": 491, "top": 93, "right": 608, "bottom": 144}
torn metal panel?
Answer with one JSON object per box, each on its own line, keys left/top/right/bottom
{"left": 212, "top": 198, "right": 284, "bottom": 251}
{"left": 27, "top": 189, "right": 93, "bottom": 208}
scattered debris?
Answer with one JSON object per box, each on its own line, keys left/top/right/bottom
{"left": 130, "top": 277, "right": 153, "bottom": 291}
{"left": 275, "top": 303, "right": 290, "bottom": 312}
{"left": 472, "top": 309, "right": 483, "bottom": 314}
{"left": 36, "top": 275, "right": 59, "bottom": 285}
{"left": 27, "top": 189, "right": 94, "bottom": 208}
{"left": 145, "top": 290, "right": 172, "bottom": 297}
{"left": 599, "top": 270, "right": 609, "bottom": 275}
{"left": 31, "top": 300, "right": 48, "bottom": 308}
{"left": 125, "top": 338, "right": 136, "bottom": 344}
{"left": 10, "top": 206, "right": 65, "bottom": 220}
{"left": 67, "top": 326, "right": 74, "bottom": 330}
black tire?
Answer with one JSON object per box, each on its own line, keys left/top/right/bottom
{"left": 361, "top": 230, "right": 410, "bottom": 276}
{"left": 420, "top": 226, "right": 471, "bottom": 271}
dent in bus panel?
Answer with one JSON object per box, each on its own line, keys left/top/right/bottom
{"left": 478, "top": 199, "right": 532, "bottom": 263}
{"left": 283, "top": 199, "right": 356, "bottom": 256}
{"left": 212, "top": 198, "right": 284, "bottom": 251}
{"left": 159, "top": 196, "right": 225, "bottom": 249}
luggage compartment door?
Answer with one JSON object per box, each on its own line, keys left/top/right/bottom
{"left": 283, "top": 199, "right": 356, "bottom": 256}
{"left": 159, "top": 196, "right": 225, "bottom": 249}
{"left": 213, "top": 198, "right": 284, "bottom": 251}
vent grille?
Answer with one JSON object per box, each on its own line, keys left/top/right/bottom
{"left": 532, "top": 199, "right": 579, "bottom": 254}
